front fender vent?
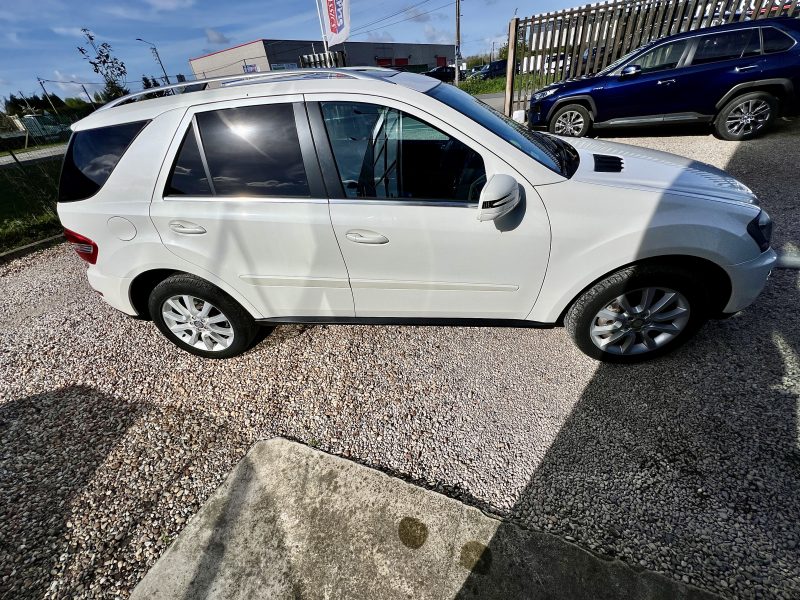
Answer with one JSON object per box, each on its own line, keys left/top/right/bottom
{"left": 593, "top": 154, "right": 624, "bottom": 173}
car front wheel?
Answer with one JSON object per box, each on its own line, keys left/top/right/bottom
{"left": 149, "top": 274, "right": 258, "bottom": 359}
{"left": 715, "top": 92, "right": 777, "bottom": 141}
{"left": 565, "top": 265, "right": 708, "bottom": 363}
{"left": 549, "top": 104, "right": 591, "bottom": 137}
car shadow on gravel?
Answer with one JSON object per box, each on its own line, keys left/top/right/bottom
{"left": 0, "top": 385, "right": 145, "bottom": 599}
{"left": 457, "top": 125, "right": 800, "bottom": 599}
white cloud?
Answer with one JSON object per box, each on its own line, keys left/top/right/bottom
{"left": 422, "top": 25, "right": 452, "bottom": 45}
{"left": 366, "top": 31, "right": 394, "bottom": 43}
{"left": 205, "top": 27, "right": 230, "bottom": 45}
{"left": 144, "top": 0, "right": 195, "bottom": 10}
{"left": 51, "top": 27, "right": 85, "bottom": 37}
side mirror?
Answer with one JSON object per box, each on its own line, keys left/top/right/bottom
{"left": 620, "top": 64, "right": 642, "bottom": 77}
{"left": 477, "top": 174, "right": 520, "bottom": 222}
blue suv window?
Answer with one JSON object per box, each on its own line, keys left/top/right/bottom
{"left": 762, "top": 27, "right": 795, "bottom": 54}
{"left": 637, "top": 40, "right": 689, "bottom": 73}
{"left": 692, "top": 29, "right": 761, "bottom": 65}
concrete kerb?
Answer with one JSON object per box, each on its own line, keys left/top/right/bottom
{"left": 131, "top": 438, "right": 721, "bottom": 600}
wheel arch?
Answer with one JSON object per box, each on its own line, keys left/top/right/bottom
{"left": 546, "top": 96, "right": 597, "bottom": 122}
{"left": 555, "top": 255, "right": 733, "bottom": 325}
{"left": 714, "top": 79, "right": 794, "bottom": 114}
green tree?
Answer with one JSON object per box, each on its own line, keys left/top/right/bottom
{"left": 78, "top": 28, "right": 130, "bottom": 100}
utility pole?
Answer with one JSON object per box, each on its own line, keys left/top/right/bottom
{"left": 17, "top": 90, "right": 33, "bottom": 113}
{"left": 136, "top": 38, "right": 171, "bottom": 84}
{"left": 81, "top": 84, "right": 97, "bottom": 108}
{"left": 37, "top": 78, "right": 60, "bottom": 115}
{"left": 491, "top": 41, "right": 495, "bottom": 62}
{"left": 454, "top": 0, "right": 461, "bottom": 85}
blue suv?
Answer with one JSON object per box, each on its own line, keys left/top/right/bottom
{"left": 528, "top": 17, "right": 800, "bottom": 140}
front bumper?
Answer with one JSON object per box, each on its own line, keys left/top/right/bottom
{"left": 528, "top": 101, "right": 547, "bottom": 127}
{"left": 723, "top": 248, "right": 777, "bottom": 313}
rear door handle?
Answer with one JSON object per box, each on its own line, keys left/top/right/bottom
{"left": 735, "top": 64, "right": 758, "bottom": 72}
{"left": 169, "top": 220, "right": 206, "bottom": 235}
{"left": 345, "top": 229, "right": 389, "bottom": 245}
{"left": 657, "top": 79, "right": 676, "bottom": 85}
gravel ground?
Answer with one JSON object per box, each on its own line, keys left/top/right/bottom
{"left": 2, "top": 120, "right": 799, "bottom": 600}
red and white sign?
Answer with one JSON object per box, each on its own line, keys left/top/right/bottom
{"left": 323, "top": 0, "right": 350, "bottom": 46}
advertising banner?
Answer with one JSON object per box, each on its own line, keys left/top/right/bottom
{"left": 323, "top": 0, "right": 350, "bottom": 46}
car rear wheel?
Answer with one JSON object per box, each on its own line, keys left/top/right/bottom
{"left": 565, "top": 265, "right": 708, "bottom": 363}
{"left": 149, "top": 274, "right": 258, "bottom": 359}
{"left": 549, "top": 104, "right": 591, "bottom": 137}
{"left": 715, "top": 92, "right": 777, "bottom": 141}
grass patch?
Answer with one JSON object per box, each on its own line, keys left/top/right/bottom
{"left": 0, "top": 158, "right": 62, "bottom": 252}
{"left": 458, "top": 74, "right": 548, "bottom": 97}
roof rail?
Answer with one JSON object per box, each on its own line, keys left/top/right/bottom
{"left": 99, "top": 67, "right": 396, "bottom": 111}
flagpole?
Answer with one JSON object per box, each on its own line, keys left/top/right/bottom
{"left": 314, "top": 0, "right": 330, "bottom": 53}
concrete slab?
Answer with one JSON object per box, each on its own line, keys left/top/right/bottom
{"left": 131, "top": 439, "right": 720, "bottom": 600}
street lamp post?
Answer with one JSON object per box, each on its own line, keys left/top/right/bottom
{"left": 135, "top": 38, "right": 171, "bottom": 85}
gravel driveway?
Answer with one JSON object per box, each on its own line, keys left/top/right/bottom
{"left": 2, "top": 120, "right": 799, "bottom": 600}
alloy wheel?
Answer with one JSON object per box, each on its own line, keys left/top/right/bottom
{"left": 726, "top": 99, "right": 770, "bottom": 137}
{"left": 589, "top": 287, "right": 690, "bottom": 356}
{"left": 161, "top": 295, "right": 235, "bottom": 352}
{"left": 554, "top": 110, "right": 585, "bottom": 136}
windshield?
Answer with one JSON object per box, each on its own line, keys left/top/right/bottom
{"left": 427, "top": 82, "right": 577, "bottom": 177}
{"left": 596, "top": 41, "right": 657, "bottom": 76}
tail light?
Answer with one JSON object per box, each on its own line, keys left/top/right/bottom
{"left": 63, "top": 228, "right": 98, "bottom": 264}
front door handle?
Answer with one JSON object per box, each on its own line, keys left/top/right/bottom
{"left": 657, "top": 79, "right": 676, "bottom": 86}
{"left": 169, "top": 220, "right": 207, "bottom": 235}
{"left": 345, "top": 229, "right": 389, "bottom": 245}
{"left": 735, "top": 64, "right": 758, "bottom": 72}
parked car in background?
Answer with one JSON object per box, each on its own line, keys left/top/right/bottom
{"left": 57, "top": 68, "right": 775, "bottom": 363}
{"left": 528, "top": 17, "right": 800, "bottom": 140}
{"left": 422, "top": 65, "right": 455, "bottom": 82}
{"left": 470, "top": 59, "right": 508, "bottom": 80}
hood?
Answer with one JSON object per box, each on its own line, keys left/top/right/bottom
{"left": 562, "top": 137, "right": 758, "bottom": 205}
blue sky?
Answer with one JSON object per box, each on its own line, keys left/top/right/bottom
{"left": 0, "top": 0, "right": 564, "bottom": 104}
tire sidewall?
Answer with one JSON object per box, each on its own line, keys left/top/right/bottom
{"left": 566, "top": 267, "right": 708, "bottom": 364}
{"left": 715, "top": 92, "right": 777, "bottom": 141}
{"left": 549, "top": 104, "right": 591, "bottom": 137}
{"left": 149, "top": 275, "right": 256, "bottom": 359}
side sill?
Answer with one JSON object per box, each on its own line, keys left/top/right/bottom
{"left": 257, "top": 316, "right": 556, "bottom": 329}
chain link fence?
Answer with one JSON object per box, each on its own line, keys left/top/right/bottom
{"left": 0, "top": 113, "right": 78, "bottom": 252}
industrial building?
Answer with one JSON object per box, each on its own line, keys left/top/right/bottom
{"left": 188, "top": 39, "right": 454, "bottom": 78}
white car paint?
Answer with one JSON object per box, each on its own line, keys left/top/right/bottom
{"left": 57, "top": 69, "right": 775, "bottom": 344}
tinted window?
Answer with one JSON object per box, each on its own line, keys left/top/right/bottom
{"left": 58, "top": 121, "right": 148, "bottom": 202}
{"left": 762, "top": 27, "right": 795, "bottom": 54}
{"left": 321, "top": 102, "right": 486, "bottom": 202}
{"left": 165, "top": 124, "right": 212, "bottom": 196}
{"left": 195, "top": 103, "right": 309, "bottom": 197}
{"left": 637, "top": 40, "right": 689, "bottom": 73}
{"left": 692, "top": 29, "right": 761, "bottom": 65}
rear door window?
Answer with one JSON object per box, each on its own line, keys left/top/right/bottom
{"left": 691, "top": 29, "right": 761, "bottom": 65}
{"left": 165, "top": 124, "right": 212, "bottom": 196}
{"left": 762, "top": 27, "right": 795, "bottom": 54}
{"left": 194, "top": 103, "right": 309, "bottom": 197}
{"left": 58, "top": 120, "right": 148, "bottom": 202}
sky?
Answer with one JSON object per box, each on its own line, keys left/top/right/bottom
{"left": 0, "top": 0, "right": 565, "bottom": 104}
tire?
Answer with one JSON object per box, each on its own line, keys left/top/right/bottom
{"left": 565, "top": 265, "right": 708, "bottom": 364}
{"left": 548, "top": 104, "right": 592, "bottom": 137}
{"left": 714, "top": 91, "right": 777, "bottom": 141}
{"left": 148, "top": 274, "right": 258, "bottom": 359}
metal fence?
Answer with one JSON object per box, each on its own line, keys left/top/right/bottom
{"left": 0, "top": 113, "right": 76, "bottom": 252}
{"left": 504, "top": 0, "right": 800, "bottom": 114}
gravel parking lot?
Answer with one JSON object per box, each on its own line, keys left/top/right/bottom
{"left": 2, "top": 120, "right": 799, "bottom": 600}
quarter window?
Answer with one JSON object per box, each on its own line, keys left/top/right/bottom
{"left": 762, "top": 27, "right": 795, "bottom": 54}
{"left": 165, "top": 124, "right": 212, "bottom": 196}
{"left": 692, "top": 29, "right": 761, "bottom": 65}
{"left": 194, "top": 103, "right": 309, "bottom": 197}
{"left": 636, "top": 40, "right": 689, "bottom": 73}
{"left": 320, "top": 102, "right": 486, "bottom": 202}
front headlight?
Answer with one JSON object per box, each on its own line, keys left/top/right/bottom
{"left": 747, "top": 209, "right": 773, "bottom": 252}
{"left": 531, "top": 88, "right": 558, "bottom": 101}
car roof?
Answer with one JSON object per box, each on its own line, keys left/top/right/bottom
{"left": 72, "top": 68, "right": 441, "bottom": 132}
{"left": 658, "top": 16, "right": 798, "bottom": 44}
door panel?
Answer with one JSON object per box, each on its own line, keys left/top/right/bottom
{"left": 150, "top": 96, "right": 354, "bottom": 318}
{"left": 311, "top": 95, "right": 551, "bottom": 319}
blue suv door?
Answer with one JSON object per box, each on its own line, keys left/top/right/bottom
{"left": 661, "top": 27, "right": 764, "bottom": 118}
{"left": 593, "top": 38, "right": 692, "bottom": 123}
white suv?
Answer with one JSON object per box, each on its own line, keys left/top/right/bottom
{"left": 57, "top": 68, "right": 776, "bottom": 363}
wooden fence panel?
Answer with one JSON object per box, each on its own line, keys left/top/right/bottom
{"left": 504, "top": 0, "right": 800, "bottom": 114}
